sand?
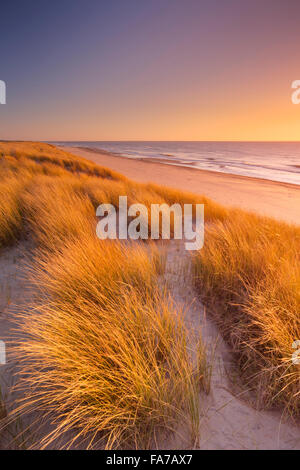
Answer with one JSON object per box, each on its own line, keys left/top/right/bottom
{"left": 163, "top": 239, "right": 300, "bottom": 449}
{"left": 65, "top": 146, "right": 300, "bottom": 226}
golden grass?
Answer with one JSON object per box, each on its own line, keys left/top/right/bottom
{"left": 0, "top": 176, "right": 25, "bottom": 248}
{"left": 12, "top": 235, "right": 205, "bottom": 449}
{"left": 32, "top": 234, "right": 159, "bottom": 302}
{"left": 0, "top": 141, "right": 127, "bottom": 180}
{"left": 1, "top": 139, "right": 299, "bottom": 445}
{"left": 21, "top": 175, "right": 96, "bottom": 251}
{"left": 0, "top": 388, "right": 7, "bottom": 447}
{"left": 0, "top": 141, "right": 227, "bottom": 248}
{"left": 193, "top": 210, "right": 300, "bottom": 414}
{"left": 0, "top": 142, "right": 210, "bottom": 448}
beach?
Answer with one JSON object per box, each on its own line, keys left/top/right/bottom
{"left": 2, "top": 0, "right": 300, "bottom": 454}
{"left": 65, "top": 146, "right": 300, "bottom": 225}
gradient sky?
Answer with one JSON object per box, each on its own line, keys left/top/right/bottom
{"left": 1, "top": 0, "right": 300, "bottom": 141}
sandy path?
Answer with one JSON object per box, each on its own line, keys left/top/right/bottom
{"left": 0, "top": 242, "right": 35, "bottom": 448}
{"left": 65, "top": 146, "right": 300, "bottom": 225}
{"left": 164, "top": 239, "right": 300, "bottom": 450}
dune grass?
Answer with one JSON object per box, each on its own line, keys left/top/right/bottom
{"left": 1, "top": 140, "right": 299, "bottom": 447}
{"left": 0, "top": 176, "right": 25, "bottom": 249}
{"left": 13, "top": 236, "right": 206, "bottom": 449}
{"left": 0, "top": 142, "right": 210, "bottom": 448}
{"left": 21, "top": 175, "right": 96, "bottom": 251}
{"left": 193, "top": 210, "right": 300, "bottom": 414}
{"left": 0, "top": 141, "right": 126, "bottom": 180}
{"left": 0, "top": 142, "right": 227, "bottom": 249}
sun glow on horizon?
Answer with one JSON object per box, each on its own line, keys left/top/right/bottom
{"left": 1, "top": 1, "right": 300, "bottom": 141}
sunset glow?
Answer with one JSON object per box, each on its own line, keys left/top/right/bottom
{"left": 1, "top": 0, "right": 300, "bottom": 141}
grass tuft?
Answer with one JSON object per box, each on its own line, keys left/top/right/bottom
{"left": 193, "top": 210, "right": 300, "bottom": 414}
{"left": 13, "top": 235, "right": 206, "bottom": 449}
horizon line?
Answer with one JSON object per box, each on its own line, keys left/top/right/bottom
{"left": 2, "top": 139, "right": 300, "bottom": 143}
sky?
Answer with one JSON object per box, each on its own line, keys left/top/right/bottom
{"left": 0, "top": 0, "right": 300, "bottom": 141}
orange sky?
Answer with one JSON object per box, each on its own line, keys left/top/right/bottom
{"left": 1, "top": 1, "right": 300, "bottom": 141}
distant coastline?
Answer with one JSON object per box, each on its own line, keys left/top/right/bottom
{"left": 64, "top": 145, "right": 300, "bottom": 225}
{"left": 53, "top": 141, "right": 300, "bottom": 186}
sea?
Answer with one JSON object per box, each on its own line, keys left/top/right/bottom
{"left": 53, "top": 141, "right": 300, "bottom": 186}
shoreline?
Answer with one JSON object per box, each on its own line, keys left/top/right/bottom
{"left": 68, "top": 145, "right": 300, "bottom": 189}
{"left": 74, "top": 146, "right": 300, "bottom": 189}
{"left": 64, "top": 145, "right": 300, "bottom": 225}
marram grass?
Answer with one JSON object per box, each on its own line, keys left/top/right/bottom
{"left": 193, "top": 210, "right": 300, "bottom": 414}
{"left": 12, "top": 236, "right": 206, "bottom": 449}
{"left": 0, "top": 141, "right": 299, "bottom": 448}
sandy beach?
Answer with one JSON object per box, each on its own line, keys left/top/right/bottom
{"left": 66, "top": 146, "right": 300, "bottom": 226}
